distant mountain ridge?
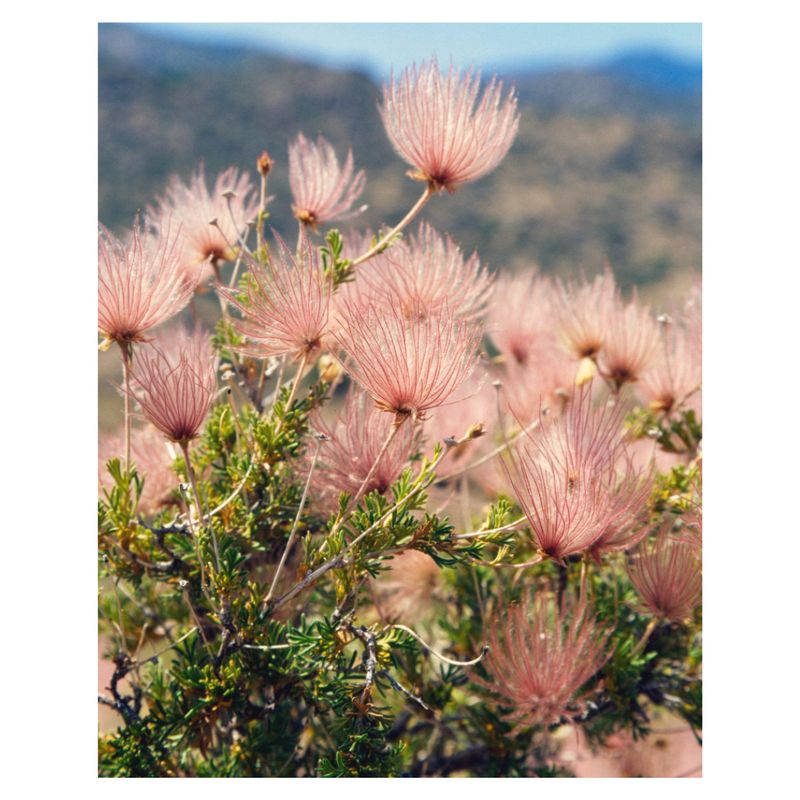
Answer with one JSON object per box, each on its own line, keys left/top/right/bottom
{"left": 99, "top": 24, "right": 701, "bottom": 293}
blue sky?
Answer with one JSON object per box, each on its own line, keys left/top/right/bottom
{"left": 145, "top": 23, "right": 701, "bottom": 77}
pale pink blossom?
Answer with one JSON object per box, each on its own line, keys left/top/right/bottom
{"left": 98, "top": 218, "right": 197, "bottom": 345}
{"left": 379, "top": 58, "right": 519, "bottom": 192}
{"left": 640, "top": 289, "right": 702, "bottom": 415}
{"left": 334, "top": 301, "right": 481, "bottom": 421}
{"left": 289, "top": 133, "right": 366, "bottom": 226}
{"left": 487, "top": 269, "right": 559, "bottom": 366}
{"left": 99, "top": 426, "right": 177, "bottom": 516}
{"left": 475, "top": 592, "right": 611, "bottom": 728}
{"left": 218, "top": 230, "right": 333, "bottom": 361}
{"left": 308, "top": 389, "right": 416, "bottom": 513}
{"left": 153, "top": 164, "right": 259, "bottom": 274}
{"left": 371, "top": 550, "right": 441, "bottom": 623}
{"left": 588, "top": 455, "right": 654, "bottom": 559}
{"left": 599, "top": 292, "right": 660, "bottom": 389}
{"left": 128, "top": 335, "right": 217, "bottom": 445}
{"left": 557, "top": 269, "right": 617, "bottom": 362}
{"left": 628, "top": 532, "right": 702, "bottom": 622}
{"left": 500, "top": 350, "right": 576, "bottom": 427}
{"left": 506, "top": 385, "right": 639, "bottom": 559}
{"left": 356, "top": 222, "right": 493, "bottom": 321}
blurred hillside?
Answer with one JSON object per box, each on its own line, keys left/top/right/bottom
{"left": 99, "top": 24, "right": 701, "bottom": 291}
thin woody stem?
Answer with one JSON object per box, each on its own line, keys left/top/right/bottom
{"left": 270, "top": 442, "right": 454, "bottom": 614}
{"left": 436, "top": 417, "right": 541, "bottom": 484}
{"left": 387, "top": 624, "right": 489, "bottom": 667}
{"left": 257, "top": 170, "right": 268, "bottom": 254}
{"left": 349, "top": 185, "right": 433, "bottom": 268}
{"left": 631, "top": 616, "right": 660, "bottom": 657}
{"left": 180, "top": 441, "right": 221, "bottom": 577}
{"left": 120, "top": 341, "right": 132, "bottom": 472}
{"left": 275, "top": 352, "right": 309, "bottom": 435}
{"left": 452, "top": 515, "right": 527, "bottom": 540}
{"left": 262, "top": 437, "right": 323, "bottom": 609}
{"left": 324, "top": 418, "right": 405, "bottom": 543}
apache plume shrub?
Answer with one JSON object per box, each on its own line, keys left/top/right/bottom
{"left": 98, "top": 55, "right": 702, "bottom": 779}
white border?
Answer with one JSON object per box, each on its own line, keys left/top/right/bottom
{"left": 6, "top": 1, "right": 799, "bottom": 795}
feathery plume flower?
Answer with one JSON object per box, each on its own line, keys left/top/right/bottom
{"left": 356, "top": 222, "right": 493, "bottom": 321}
{"left": 308, "top": 389, "right": 416, "bottom": 514}
{"left": 487, "top": 269, "right": 559, "bottom": 366}
{"left": 628, "top": 532, "right": 702, "bottom": 622}
{"left": 556, "top": 270, "right": 617, "bottom": 383}
{"left": 98, "top": 218, "right": 196, "bottom": 346}
{"left": 371, "top": 550, "right": 441, "bottom": 623}
{"left": 334, "top": 301, "right": 481, "bottom": 421}
{"left": 218, "top": 230, "right": 333, "bottom": 362}
{"left": 639, "top": 290, "right": 702, "bottom": 414}
{"left": 475, "top": 592, "right": 611, "bottom": 728}
{"left": 99, "top": 426, "right": 177, "bottom": 516}
{"left": 379, "top": 58, "right": 519, "bottom": 192}
{"left": 599, "top": 293, "right": 660, "bottom": 390}
{"left": 128, "top": 333, "right": 217, "bottom": 445}
{"left": 153, "top": 164, "right": 259, "bottom": 271}
{"left": 506, "top": 384, "right": 635, "bottom": 559}
{"left": 587, "top": 456, "right": 654, "bottom": 559}
{"left": 289, "top": 133, "right": 366, "bottom": 226}
{"left": 638, "top": 322, "right": 701, "bottom": 414}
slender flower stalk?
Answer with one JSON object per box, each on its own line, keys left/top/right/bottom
{"left": 289, "top": 133, "right": 366, "bottom": 227}
{"left": 263, "top": 436, "right": 324, "bottom": 610}
{"left": 348, "top": 186, "right": 434, "bottom": 269}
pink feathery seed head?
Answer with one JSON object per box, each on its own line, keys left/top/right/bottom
{"left": 487, "top": 269, "right": 559, "bottom": 366}
{"left": 307, "top": 389, "right": 416, "bottom": 514}
{"left": 506, "top": 383, "right": 633, "bottom": 559}
{"left": 371, "top": 550, "right": 441, "bottom": 623}
{"left": 588, "top": 454, "right": 655, "bottom": 560}
{"left": 99, "top": 426, "right": 178, "bottom": 516}
{"left": 152, "top": 164, "right": 260, "bottom": 269}
{"left": 128, "top": 336, "right": 217, "bottom": 446}
{"left": 474, "top": 591, "right": 611, "bottom": 728}
{"left": 379, "top": 58, "right": 519, "bottom": 193}
{"left": 599, "top": 290, "right": 660, "bottom": 390}
{"left": 357, "top": 222, "right": 494, "bottom": 322}
{"left": 638, "top": 319, "right": 701, "bottom": 414}
{"left": 217, "top": 229, "right": 333, "bottom": 361}
{"left": 334, "top": 300, "right": 482, "bottom": 423}
{"left": 556, "top": 268, "right": 618, "bottom": 365}
{"left": 628, "top": 531, "right": 702, "bottom": 622}
{"left": 500, "top": 347, "right": 577, "bottom": 428}
{"left": 289, "top": 133, "right": 366, "bottom": 227}
{"left": 98, "top": 217, "right": 198, "bottom": 346}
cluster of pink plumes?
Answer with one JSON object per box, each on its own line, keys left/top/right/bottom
{"left": 98, "top": 57, "right": 701, "bottom": 745}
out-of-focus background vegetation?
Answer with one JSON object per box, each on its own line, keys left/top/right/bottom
{"left": 98, "top": 23, "right": 701, "bottom": 431}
